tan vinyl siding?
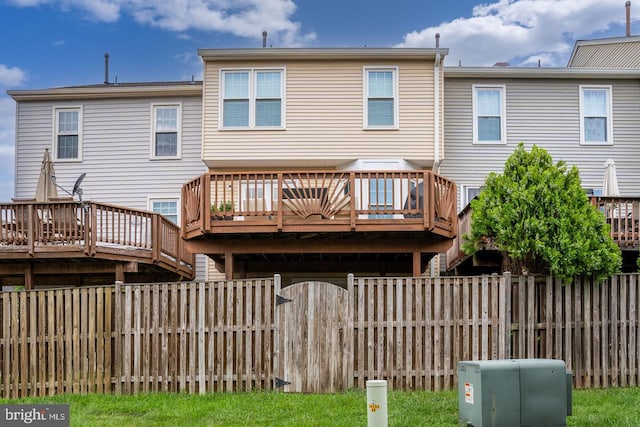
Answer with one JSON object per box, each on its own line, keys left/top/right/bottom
{"left": 442, "top": 77, "right": 640, "bottom": 209}
{"left": 14, "top": 95, "right": 208, "bottom": 279}
{"left": 203, "top": 59, "right": 436, "bottom": 168}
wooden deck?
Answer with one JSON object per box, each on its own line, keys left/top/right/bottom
{"left": 181, "top": 170, "right": 457, "bottom": 278}
{"left": 446, "top": 196, "right": 640, "bottom": 273}
{"left": 0, "top": 201, "right": 194, "bottom": 288}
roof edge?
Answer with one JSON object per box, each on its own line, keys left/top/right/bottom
{"left": 198, "top": 47, "right": 449, "bottom": 61}
{"left": 8, "top": 82, "right": 203, "bottom": 101}
{"left": 444, "top": 66, "right": 640, "bottom": 79}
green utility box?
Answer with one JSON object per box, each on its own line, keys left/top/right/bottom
{"left": 458, "top": 359, "right": 572, "bottom": 427}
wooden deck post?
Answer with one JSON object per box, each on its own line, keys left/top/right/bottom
{"left": 24, "top": 263, "right": 33, "bottom": 290}
{"left": 224, "top": 252, "right": 234, "bottom": 280}
{"left": 115, "top": 264, "right": 125, "bottom": 283}
{"left": 412, "top": 252, "right": 421, "bottom": 277}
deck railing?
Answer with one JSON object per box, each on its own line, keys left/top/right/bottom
{"left": 0, "top": 201, "right": 194, "bottom": 273}
{"left": 591, "top": 196, "right": 640, "bottom": 248}
{"left": 182, "top": 170, "right": 457, "bottom": 238}
{"left": 446, "top": 196, "right": 640, "bottom": 271}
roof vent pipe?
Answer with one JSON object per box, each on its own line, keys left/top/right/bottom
{"left": 626, "top": 1, "right": 632, "bottom": 37}
{"left": 262, "top": 31, "right": 267, "bottom": 48}
{"left": 104, "top": 53, "right": 109, "bottom": 84}
{"left": 435, "top": 33, "right": 440, "bottom": 48}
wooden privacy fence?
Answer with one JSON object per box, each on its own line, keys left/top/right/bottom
{"left": 0, "top": 274, "right": 638, "bottom": 397}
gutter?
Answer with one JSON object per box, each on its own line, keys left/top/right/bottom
{"left": 444, "top": 67, "right": 640, "bottom": 79}
{"left": 7, "top": 83, "right": 203, "bottom": 101}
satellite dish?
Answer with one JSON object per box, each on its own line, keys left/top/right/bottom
{"left": 50, "top": 172, "right": 87, "bottom": 202}
{"left": 72, "top": 173, "right": 86, "bottom": 196}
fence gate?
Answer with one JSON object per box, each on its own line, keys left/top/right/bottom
{"left": 274, "top": 281, "right": 352, "bottom": 393}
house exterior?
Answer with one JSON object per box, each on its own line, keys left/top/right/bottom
{"left": 183, "top": 48, "right": 458, "bottom": 283}
{"left": 11, "top": 36, "right": 639, "bottom": 284}
{"left": 8, "top": 82, "right": 208, "bottom": 282}
{"left": 441, "top": 66, "right": 640, "bottom": 209}
{"left": 441, "top": 35, "right": 640, "bottom": 273}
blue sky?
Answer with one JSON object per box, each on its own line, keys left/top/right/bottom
{"left": 0, "top": 0, "right": 638, "bottom": 201}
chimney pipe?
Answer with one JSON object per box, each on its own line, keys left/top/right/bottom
{"left": 626, "top": 1, "right": 632, "bottom": 37}
{"left": 104, "top": 53, "right": 109, "bottom": 84}
{"left": 435, "top": 33, "right": 440, "bottom": 48}
{"left": 262, "top": 31, "right": 267, "bottom": 48}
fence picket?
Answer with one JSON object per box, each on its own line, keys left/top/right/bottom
{"left": 583, "top": 280, "right": 592, "bottom": 388}
{"left": 630, "top": 275, "right": 638, "bottom": 386}
{"left": 1, "top": 274, "right": 640, "bottom": 395}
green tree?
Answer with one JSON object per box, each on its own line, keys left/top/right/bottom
{"left": 462, "top": 143, "right": 621, "bottom": 281}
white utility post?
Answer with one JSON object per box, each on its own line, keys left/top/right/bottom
{"left": 366, "top": 380, "right": 388, "bottom": 427}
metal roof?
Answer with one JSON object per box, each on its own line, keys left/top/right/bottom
{"left": 567, "top": 36, "right": 640, "bottom": 68}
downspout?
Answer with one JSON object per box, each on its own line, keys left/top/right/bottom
{"left": 432, "top": 36, "right": 443, "bottom": 277}
{"left": 433, "top": 52, "right": 441, "bottom": 172}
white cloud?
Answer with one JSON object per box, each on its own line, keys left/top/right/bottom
{"left": 8, "top": 0, "right": 120, "bottom": 21}
{"left": 8, "top": 0, "right": 316, "bottom": 47}
{"left": 397, "top": 0, "right": 640, "bottom": 66}
{"left": 0, "top": 65, "right": 26, "bottom": 87}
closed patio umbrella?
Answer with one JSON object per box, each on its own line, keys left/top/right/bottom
{"left": 35, "top": 148, "right": 59, "bottom": 202}
{"left": 603, "top": 159, "right": 620, "bottom": 197}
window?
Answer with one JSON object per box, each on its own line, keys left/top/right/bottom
{"left": 580, "top": 85, "right": 612, "bottom": 145}
{"left": 221, "top": 69, "right": 284, "bottom": 129}
{"left": 364, "top": 67, "right": 398, "bottom": 129}
{"left": 369, "top": 178, "right": 394, "bottom": 218}
{"left": 585, "top": 188, "right": 603, "bottom": 197}
{"left": 464, "top": 186, "right": 481, "bottom": 206}
{"left": 152, "top": 104, "right": 181, "bottom": 158}
{"left": 151, "top": 199, "right": 178, "bottom": 224}
{"left": 473, "top": 85, "right": 506, "bottom": 144}
{"left": 54, "top": 107, "right": 82, "bottom": 160}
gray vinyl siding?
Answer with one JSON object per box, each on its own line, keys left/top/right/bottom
{"left": 13, "top": 95, "right": 208, "bottom": 280}
{"left": 441, "top": 77, "right": 640, "bottom": 210}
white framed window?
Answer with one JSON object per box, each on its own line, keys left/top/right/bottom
{"left": 220, "top": 68, "right": 285, "bottom": 129}
{"left": 53, "top": 107, "right": 82, "bottom": 161}
{"left": 464, "top": 186, "right": 482, "bottom": 206}
{"left": 472, "top": 85, "right": 506, "bottom": 144}
{"left": 585, "top": 188, "right": 603, "bottom": 197}
{"left": 364, "top": 67, "right": 398, "bottom": 129}
{"left": 150, "top": 199, "right": 179, "bottom": 224}
{"left": 580, "top": 85, "right": 613, "bottom": 145}
{"left": 151, "top": 104, "right": 181, "bottom": 159}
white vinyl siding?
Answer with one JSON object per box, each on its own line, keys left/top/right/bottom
{"left": 54, "top": 107, "right": 82, "bottom": 161}
{"left": 151, "top": 104, "right": 181, "bottom": 159}
{"left": 364, "top": 67, "right": 398, "bottom": 129}
{"left": 580, "top": 85, "right": 613, "bottom": 145}
{"left": 473, "top": 85, "right": 506, "bottom": 144}
{"left": 14, "top": 94, "right": 207, "bottom": 280}
{"left": 220, "top": 68, "right": 284, "bottom": 129}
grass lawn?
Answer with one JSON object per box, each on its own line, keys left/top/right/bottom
{"left": 2, "top": 387, "right": 639, "bottom": 426}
